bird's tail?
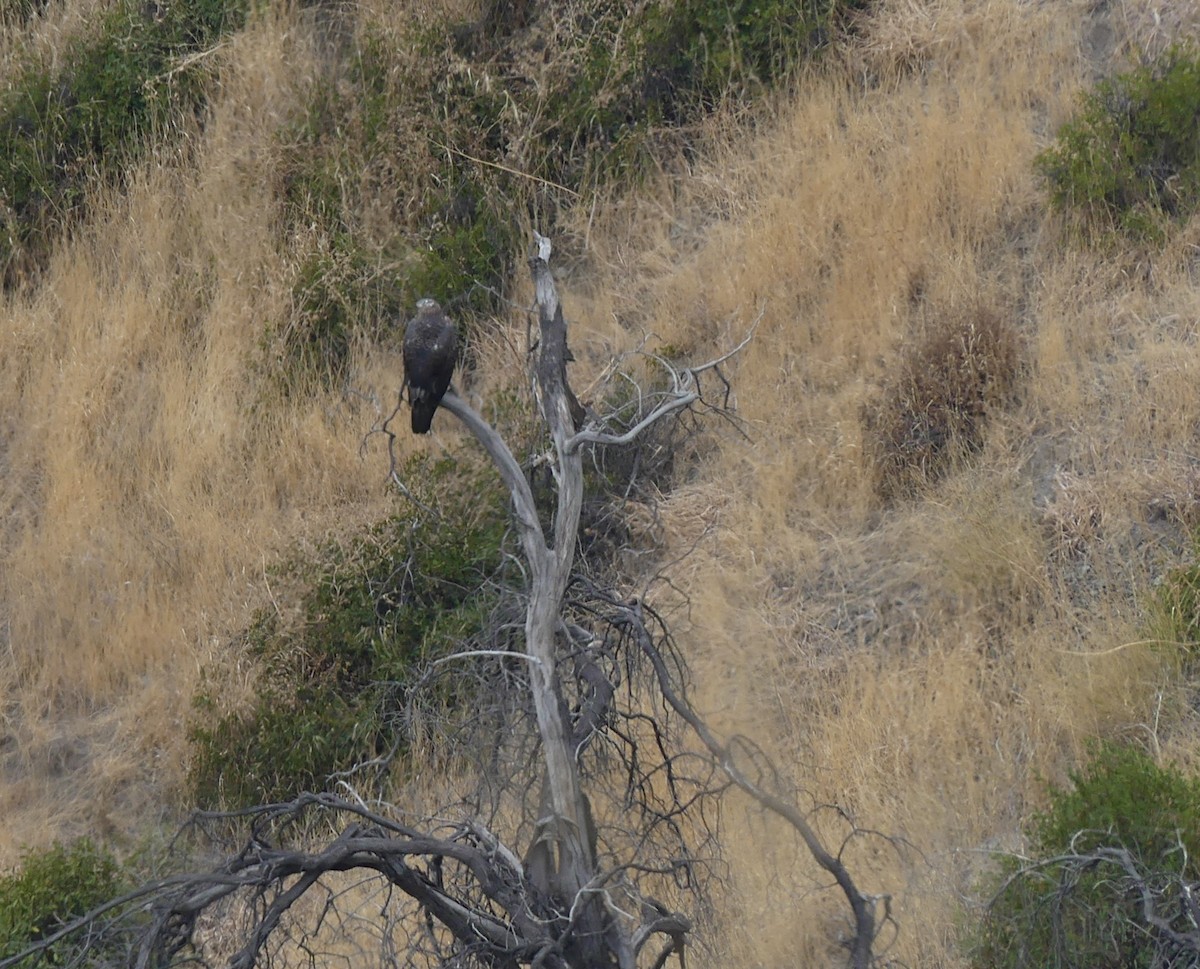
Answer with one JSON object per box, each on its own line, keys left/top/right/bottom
{"left": 410, "top": 391, "right": 436, "bottom": 434}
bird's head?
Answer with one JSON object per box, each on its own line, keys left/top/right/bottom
{"left": 416, "top": 298, "right": 440, "bottom": 312}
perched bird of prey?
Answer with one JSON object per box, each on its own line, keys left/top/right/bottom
{"left": 403, "top": 298, "right": 458, "bottom": 434}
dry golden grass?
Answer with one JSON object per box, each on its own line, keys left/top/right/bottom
{"left": 0, "top": 0, "right": 110, "bottom": 72}
{"left": 0, "top": 4, "right": 439, "bottom": 857}
{"left": 4, "top": 0, "right": 1200, "bottom": 965}
{"left": 564, "top": 0, "right": 1200, "bottom": 963}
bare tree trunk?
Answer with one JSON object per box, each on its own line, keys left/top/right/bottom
{"left": 525, "top": 234, "right": 594, "bottom": 889}
{"left": 439, "top": 234, "right": 606, "bottom": 961}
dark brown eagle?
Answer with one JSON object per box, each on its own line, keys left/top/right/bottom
{"left": 403, "top": 298, "right": 458, "bottom": 434}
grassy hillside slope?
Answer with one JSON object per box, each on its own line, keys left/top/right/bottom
{"left": 586, "top": 1, "right": 1200, "bottom": 962}
{"left": 2, "top": 0, "right": 1200, "bottom": 964}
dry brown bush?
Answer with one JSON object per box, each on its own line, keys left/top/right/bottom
{"left": 862, "top": 302, "right": 1022, "bottom": 500}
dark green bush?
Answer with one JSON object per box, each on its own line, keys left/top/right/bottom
{"left": 403, "top": 193, "right": 512, "bottom": 316}
{"left": 639, "top": 0, "right": 867, "bottom": 115}
{"left": 0, "top": 838, "right": 126, "bottom": 964}
{"left": 1037, "top": 47, "right": 1200, "bottom": 238}
{"left": 190, "top": 665, "right": 372, "bottom": 809}
{"left": 1033, "top": 743, "right": 1200, "bottom": 864}
{"left": 974, "top": 743, "right": 1200, "bottom": 969}
{"left": 863, "top": 303, "right": 1021, "bottom": 499}
{"left": 0, "top": 0, "right": 248, "bottom": 282}
{"left": 189, "top": 453, "right": 515, "bottom": 808}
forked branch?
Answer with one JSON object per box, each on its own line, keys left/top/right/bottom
{"left": 566, "top": 315, "right": 760, "bottom": 454}
{"left": 603, "top": 592, "right": 883, "bottom": 969}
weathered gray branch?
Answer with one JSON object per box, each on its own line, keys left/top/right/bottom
{"left": 435, "top": 235, "right": 604, "bottom": 962}
{"left": 565, "top": 308, "right": 761, "bottom": 453}
{"left": 617, "top": 597, "right": 880, "bottom": 969}
{"left": 567, "top": 393, "right": 697, "bottom": 452}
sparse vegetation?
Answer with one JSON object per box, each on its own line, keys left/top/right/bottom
{"left": 974, "top": 743, "right": 1200, "bottom": 969}
{"left": 457, "top": 0, "right": 867, "bottom": 185}
{"left": 281, "top": 242, "right": 407, "bottom": 391}
{"left": 569, "top": 360, "right": 692, "bottom": 565}
{"left": 189, "top": 454, "right": 514, "bottom": 808}
{"left": 1037, "top": 45, "right": 1200, "bottom": 238}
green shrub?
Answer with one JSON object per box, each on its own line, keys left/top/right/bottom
{"left": 190, "top": 666, "right": 372, "bottom": 809}
{"left": 863, "top": 303, "right": 1021, "bottom": 499}
{"left": 0, "top": 0, "right": 248, "bottom": 282}
{"left": 1037, "top": 46, "right": 1200, "bottom": 239}
{"left": 974, "top": 743, "right": 1200, "bottom": 969}
{"left": 1033, "top": 744, "right": 1200, "bottom": 864}
{"left": 639, "top": 0, "right": 866, "bottom": 113}
{"left": 0, "top": 838, "right": 126, "bottom": 964}
{"left": 403, "top": 194, "right": 512, "bottom": 316}
{"left": 1151, "top": 547, "right": 1200, "bottom": 661}
{"left": 189, "top": 453, "right": 515, "bottom": 808}
{"left": 277, "top": 27, "right": 517, "bottom": 389}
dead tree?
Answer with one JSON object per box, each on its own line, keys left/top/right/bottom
{"left": 0, "top": 235, "right": 887, "bottom": 969}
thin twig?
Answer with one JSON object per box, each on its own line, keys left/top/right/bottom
{"left": 436, "top": 142, "right": 582, "bottom": 198}
{"left": 144, "top": 42, "right": 228, "bottom": 88}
